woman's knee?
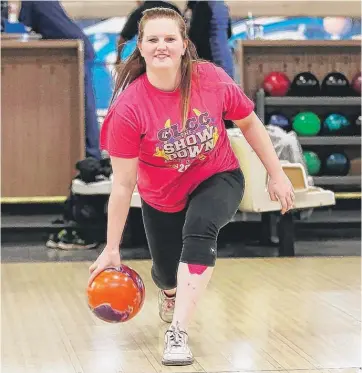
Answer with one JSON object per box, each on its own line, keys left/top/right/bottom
{"left": 180, "top": 211, "right": 220, "bottom": 266}
{"left": 181, "top": 215, "right": 218, "bottom": 267}
{"left": 180, "top": 235, "right": 217, "bottom": 267}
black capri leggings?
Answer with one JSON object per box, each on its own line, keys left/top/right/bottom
{"left": 141, "top": 168, "right": 245, "bottom": 290}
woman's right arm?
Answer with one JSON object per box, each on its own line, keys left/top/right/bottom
{"left": 106, "top": 156, "right": 138, "bottom": 251}
{"left": 88, "top": 156, "right": 138, "bottom": 285}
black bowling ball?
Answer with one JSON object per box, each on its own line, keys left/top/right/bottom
{"left": 321, "top": 72, "right": 350, "bottom": 97}
{"left": 289, "top": 72, "right": 320, "bottom": 97}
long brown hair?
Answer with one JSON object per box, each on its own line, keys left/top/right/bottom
{"left": 112, "top": 7, "right": 199, "bottom": 129}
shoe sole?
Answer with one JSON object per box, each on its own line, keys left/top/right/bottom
{"left": 45, "top": 240, "right": 59, "bottom": 249}
{"left": 57, "top": 242, "right": 98, "bottom": 250}
{"left": 161, "top": 358, "right": 194, "bottom": 366}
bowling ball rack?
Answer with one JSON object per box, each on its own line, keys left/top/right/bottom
{"left": 235, "top": 39, "right": 361, "bottom": 201}
{"left": 255, "top": 88, "right": 361, "bottom": 199}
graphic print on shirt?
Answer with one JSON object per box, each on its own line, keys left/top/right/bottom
{"left": 153, "top": 108, "right": 219, "bottom": 172}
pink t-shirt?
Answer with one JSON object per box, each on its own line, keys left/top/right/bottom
{"left": 100, "top": 62, "right": 254, "bottom": 212}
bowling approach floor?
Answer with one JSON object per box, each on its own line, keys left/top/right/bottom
{"left": 2, "top": 255, "right": 361, "bottom": 373}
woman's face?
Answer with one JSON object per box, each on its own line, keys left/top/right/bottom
{"left": 139, "top": 18, "right": 187, "bottom": 71}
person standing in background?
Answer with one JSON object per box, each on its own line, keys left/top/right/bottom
{"left": 187, "top": 0, "right": 234, "bottom": 78}
{"left": 116, "top": 0, "right": 182, "bottom": 63}
{"left": 18, "top": 1, "right": 101, "bottom": 160}
{"left": 187, "top": 0, "right": 235, "bottom": 128}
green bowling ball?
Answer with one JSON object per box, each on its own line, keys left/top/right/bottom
{"left": 303, "top": 151, "right": 321, "bottom": 175}
{"left": 292, "top": 112, "right": 321, "bottom": 136}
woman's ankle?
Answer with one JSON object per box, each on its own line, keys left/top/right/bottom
{"left": 170, "top": 320, "right": 188, "bottom": 332}
{"left": 163, "top": 288, "right": 176, "bottom": 297}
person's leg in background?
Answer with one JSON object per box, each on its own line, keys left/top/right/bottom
{"left": 84, "top": 61, "right": 101, "bottom": 160}
{"left": 208, "top": 0, "right": 234, "bottom": 78}
{"left": 187, "top": 1, "right": 235, "bottom": 130}
{"left": 209, "top": 1, "right": 236, "bottom": 130}
{"left": 163, "top": 168, "right": 245, "bottom": 365}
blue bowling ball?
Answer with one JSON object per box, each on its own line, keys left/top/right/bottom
{"left": 324, "top": 152, "right": 350, "bottom": 176}
{"left": 268, "top": 113, "right": 291, "bottom": 132}
{"left": 323, "top": 113, "right": 351, "bottom": 135}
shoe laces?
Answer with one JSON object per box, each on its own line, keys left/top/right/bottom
{"left": 167, "top": 323, "right": 186, "bottom": 348}
{"left": 163, "top": 296, "right": 175, "bottom": 313}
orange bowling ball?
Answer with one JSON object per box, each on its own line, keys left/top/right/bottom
{"left": 87, "top": 266, "right": 145, "bottom": 323}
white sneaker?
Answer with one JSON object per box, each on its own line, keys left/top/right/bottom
{"left": 158, "top": 290, "right": 175, "bottom": 323}
{"left": 162, "top": 323, "right": 194, "bottom": 366}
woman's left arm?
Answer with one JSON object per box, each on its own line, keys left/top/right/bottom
{"left": 234, "top": 111, "right": 295, "bottom": 214}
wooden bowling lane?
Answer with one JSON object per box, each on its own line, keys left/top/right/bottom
{"left": 1, "top": 257, "right": 360, "bottom": 373}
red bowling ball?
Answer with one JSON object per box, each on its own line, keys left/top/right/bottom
{"left": 351, "top": 72, "right": 361, "bottom": 95}
{"left": 263, "top": 71, "right": 291, "bottom": 96}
